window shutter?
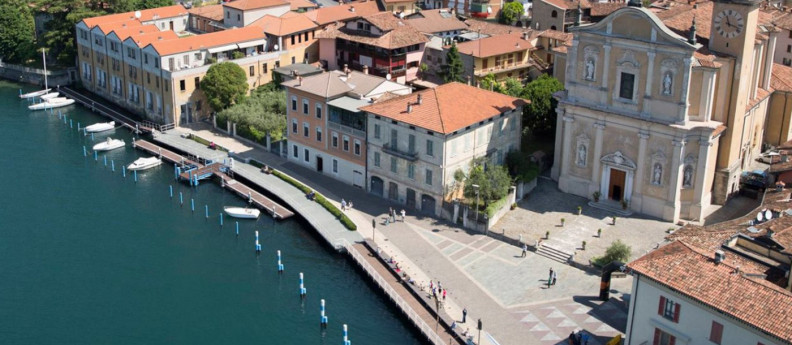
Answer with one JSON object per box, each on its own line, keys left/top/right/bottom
{"left": 658, "top": 296, "right": 665, "bottom": 315}
{"left": 669, "top": 335, "right": 676, "bottom": 345}
{"left": 653, "top": 328, "right": 661, "bottom": 345}
{"left": 673, "top": 303, "right": 680, "bottom": 323}
{"left": 710, "top": 321, "right": 723, "bottom": 344}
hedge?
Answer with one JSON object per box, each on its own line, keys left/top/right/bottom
{"left": 271, "top": 170, "right": 357, "bottom": 231}
{"left": 484, "top": 194, "right": 510, "bottom": 218}
{"left": 190, "top": 134, "right": 229, "bottom": 152}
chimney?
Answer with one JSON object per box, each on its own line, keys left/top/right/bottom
{"left": 714, "top": 250, "right": 725, "bottom": 264}
{"left": 350, "top": 6, "right": 355, "bottom": 12}
{"left": 417, "top": 94, "right": 422, "bottom": 105}
{"left": 407, "top": 103, "right": 413, "bottom": 113}
{"left": 363, "top": 65, "right": 369, "bottom": 74}
{"left": 298, "top": 76, "right": 303, "bottom": 86}
{"left": 467, "top": 75, "right": 471, "bottom": 85}
{"left": 523, "top": 32, "right": 530, "bottom": 40}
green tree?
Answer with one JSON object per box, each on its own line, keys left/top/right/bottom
{"left": 500, "top": 1, "right": 524, "bottom": 25}
{"left": 463, "top": 159, "right": 512, "bottom": 206}
{"left": 107, "top": 0, "right": 141, "bottom": 13}
{"left": 0, "top": 0, "right": 36, "bottom": 63}
{"left": 35, "top": 0, "right": 107, "bottom": 65}
{"left": 140, "top": 0, "right": 175, "bottom": 9}
{"left": 201, "top": 62, "right": 249, "bottom": 111}
{"left": 442, "top": 42, "right": 466, "bottom": 83}
{"left": 217, "top": 85, "right": 287, "bottom": 144}
{"left": 520, "top": 74, "right": 563, "bottom": 136}
{"left": 603, "top": 240, "right": 632, "bottom": 263}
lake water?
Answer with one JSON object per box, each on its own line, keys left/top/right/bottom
{"left": 0, "top": 81, "right": 423, "bottom": 344}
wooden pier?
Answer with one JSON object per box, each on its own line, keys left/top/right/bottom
{"left": 59, "top": 86, "right": 151, "bottom": 134}
{"left": 132, "top": 139, "right": 293, "bottom": 220}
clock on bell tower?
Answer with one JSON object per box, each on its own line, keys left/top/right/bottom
{"left": 707, "top": 0, "right": 761, "bottom": 57}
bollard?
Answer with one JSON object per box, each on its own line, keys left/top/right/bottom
{"left": 104, "top": 155, "right": 107, "bottom": 166}
{"left": 94, "top": 151, "right": 98, "bottom": 161}
{"left": 122, "top": 166, "right": 126, "bottom": 178}
{"left": 255, "top": 231, "right": 260, "bottom": 253}
{"left": 220, "top": 213, "right": 224, "bottom": 226}
{"left": 343, "top": 324, "right": 349, "bottom": 345}
{"left": 188, "top": 170, "right": 193, "bottom": 186}
{"left": 235, "top": 221, "right": 239, "bottom": 236}
{"left": 277, "top": 250, "right": 284, "bottom": 273}
{"left": 174, "top": 165, "right": 180, "bottom": 180}
{"left": 191, "top": 199, "right": 195, "bottom": 212}
{"left": 83, "top": 146, "right": 87, "bottom": 157}
{"left": 111, "top": 160, "right": 115, "bottom": 172}
{"left": 133, "top": 169, "right": 137, "bottom": 182}
{"left": 83, "top": 128, "right": 87, "bottom": 136}
{"left": 91, "top": 132, "right": 94, "bottom": 141}
{"left": 320, "top": 299, "right": 328, "bottom": 327}
{"left": 205, "top": 205, "right": 209, "bottom": 219}
{"left": 70, "top": 119, "right": 73, "bottom": 128}
{"left": 169, "top": 185, "right": 173, "bottom": 198}
{"left": 299, "top": 272, "right": 306, "bottom": 297}
{"left": 77, "top": 122, "right": 80, "bottom": 131}
{"left": 179, "top": 192, "right": 183, "bottom": 206}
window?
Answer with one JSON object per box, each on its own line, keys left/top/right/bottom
{"left": 292, "top": 118, "right": 298, "bottom": 133}
{"left": 788, "top": 44, "right": 791, "bottom": 53}
{"left": 408, "top": 164, "right": 415, "bottom": 179}
{"left": 354, "top": 139, "right": 361, "bottom": 155}
{"left": 165, "top": 80, "right": 169, "bottom": 92}
{"left": 195, "top": 77, "right": 200, "bottom": 89}
{"left": 426, "top": 140, "right": 434, "bottom": 156}
{"left": 293, "top": 144, "right": 298, "bottom": 158}
{"left": 144, "top": 54, "right": 148, "bottom": 64}
{"left": 303, "top": 99, "right": 309, "bottom": 114}
{"left": 304, "top": 149, "right": 309, "bottom": 162}
{"left": 374, "top": 152, "right": 381, "bottom": 167}
{"left": 709, "top": 322, "right": 723, "bottom": 345}
{"left": 374, "top": 124, "right": 381, "bottom": 139}
{"left": 237, "top": 14, "right": 241, "bottom": 21}
{"left": 789, "top": 30, "right": 792, "bottom": 39}
{"left": 291, "top": 56, "right": 296, "bottom": 64}
{"left": 180, "top": 79, "right": 186, "bottom": 91}
{"left": 619, "top": 72, "right": 635, "bottom": 100}
{"left": 390, "top": 157, "right": 398, "bottom": 173}
{"left": 275, "top": 61, "right": 280, "bottom": 68}
{"left": 146, "top": 72, "right": 150, "bottom": 84}
{"left": 332, "top": 132, "right": 338, "bottom": 147}
{"left": 194, "top": 53, "right": 201, "bottom": 61}
{"left": 343, "top": 136, "right": 350, "bottom": 151}
{"left": 291, "top": 35, "right": 295, "bottom": 45}
{"left": 390, "top": 129, "right": 398, "bottom": 148}
{"left": 652, "top": 329, "right": 675, "bottom": 345}
{"left": 156, "top": 76, "right": 160, "bottom": 88}
{"left": 249, "top": 66, "right": 254, "bottom": 76}
{"left": 408, "top": 134, "right": 415, "bottom": 153}
{"left": 658, "top": 296, "right": 680, "bottom": 322}
{"left": 316, "top": 104, "right": 322, "bottom": 119}
{"left": 332, "top": 159, "right": 338, "bottom": 173}
{"left": 227, "top": 11, "right": 230, "bottom": 19}
{"left": 304, "top": 32, "right": 309, "bottom": 42}
{"left": 425, "top": 169, "right": 433, "bottom": 185}
{"left": 263, "top": 63, "right": 268, "bottom": 73}
{"left": 316, "top": 127, "right": 322, "bottom": 141}
{"left": 303, "top": 122, "right": 309, "bottom": 137}
{"left": 551, "top": 10, "right": 558, "bottom": 17}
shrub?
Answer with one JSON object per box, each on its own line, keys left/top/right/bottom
{"left": 206, "top": 57, "right": 217, "bottom": 64}
{"left": 270, "top": 170, "right": 357, "bottom": 230}
{"left": 232, "top": 51, "right": 245, "bottom": 59}
{"left": 602, "top": 240, "right": 632, "bottom": 264}
{"left": 484, "top": 195, "right": 510, "bottom": 218}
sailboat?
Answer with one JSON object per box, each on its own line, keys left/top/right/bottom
{"left": 19, "top": 50, "right": 53, "bottom": 99}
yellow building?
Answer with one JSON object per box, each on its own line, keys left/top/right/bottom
{"left": 452, "top": 31, "right": 543, "bottom": 83}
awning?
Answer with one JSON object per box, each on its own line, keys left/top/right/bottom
{"left": 237, "top": 39, "right": 268, "bottom": 49}
{"left": 207, "top": 44, "right": 239, "bottom": 53}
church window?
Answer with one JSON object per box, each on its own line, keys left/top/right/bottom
{"left": 619, "top": 72, "right": 635, "bottom": 100}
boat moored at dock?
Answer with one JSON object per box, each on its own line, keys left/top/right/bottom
{"left": 127, "top": 156, "right": 161, "bottom": 171}
{"left": 224, "top": 207, "right": 260, "bottom": 219}
{"left": 92, "top": 137, "right": 125, "bottom": 152}
{"left": 28, "top": 97, "right": 75, "bottom": 110}
{"left": 84, "top": 121, "right": 115, "bottom": 133}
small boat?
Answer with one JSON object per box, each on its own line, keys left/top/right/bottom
{"left": 20, "top": 89, "right": 52, "bottom": 99}
{"left": 92, "top": 137, "right": 125, "bottom": 152}
{"left": 224, "top": 207, "right": 261, "bottom": 219}
{"left": 84, "top": 121, "right": 115, "bottom": 133}
{"left": 127, "top": 156, "right": 162, "bottom": 171}
{"left": 20, "top": 51, "right": 52, "bottom": 99}
{"left": 27, "top": 97, "right": 75, "bottom": 110}
{"left": 40, "top": 92, "right": 60, "bottom": 100}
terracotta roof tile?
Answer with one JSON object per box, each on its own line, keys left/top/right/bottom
{"left": 747, "top": 87, "right": 772, "bottom": 112}
{"left": 303, "top": 1, "right": 381, "bottom": 26}
{"left": 125, "top": 30, "right": 180, "bottom": 48}
{"left": 404, "top": 9, "right": 467, "bottom": 34}
{"left": 628, "top": 240, "right": 792, "bottom": 342}
{"left": 289, "top": 0, "right": 319, "bottom": 10}
{"left": 464, "top": 19, "right": 521, "bottom": 35}
{"left": 360, "top": 82, "right": 527, "bottom": 134}
{"left": 317, "top": 13, "right": 427, "bottom": 49}
{"left": 148, "top": 25, "right": 265, "bottom": 55}
{"left": 108, "top": 24, "right": 159, "bottom": 41}
{"left": 656, "top": 1, "right": 712, "bottom": 46}
{"left": 773, "top": 63, "right": 792, "bottom": 93}
{"left": 453, "top": 32, "right": 534, "bottom": 58}
{"left": 538, "top": 29, "right": 572, "bottom": 42}
{"left": 223, "top": 0, "right": 290, "bottom": 10}
{"left": 188, "top": 4, "right": 225, "bottom": 21}
{"left": 95, "top": 20, "right": 142, "bottom": 35}
{"left": 589, "top": 1, "right": 625, "bottom": 16}
{"left": 82, "top": 5, "right": 189, "bottom": 28}
{"left": 251, "top": 12, "right": 317, "bottom": 36}
{"left": 542, "top": 0, "right": 591, "bottom": 10}
{"left": 283, "top": 70, "right": 398, "bottom": 98}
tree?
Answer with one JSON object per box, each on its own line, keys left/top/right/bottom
{"left": 217, "top": 85, "right": 287, "bottom": 144}
{"left": 0, "top": 0, "right": 36, "bottom": 63}
{"left": 520, "top": 74, "right": 563, "bottom": 137}
{"left": 603, "top": 240, "right": 632, "bottom": 264}
{"left": 201, "top": 62, "right": 249, "bottom": 112}
{"left": 463, "top": 159, "right": 512, "bottom": 206}
{"left": 35, "top": 0, "right": 107, "bottom": 65}
{"left": 418, "top": 63, "right": 428, "bottom": 80}
{"left": 500, "top": 1, "right": 524, "bottom": 25}
{"left": 140, "top": 0, "right": 174, "bottom": 9}
{"left": 442, "top": 42, "right": 466, "bottom": 83}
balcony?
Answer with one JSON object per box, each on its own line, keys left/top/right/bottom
{"left": 475, "top": 61, "right": 536, "bottom": 77}
{"left": 383, "top": 143, "right": 418, "bottom": 161}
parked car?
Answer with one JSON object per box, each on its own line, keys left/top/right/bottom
{"left": 756, "top": 151, "right": 780, "bottom": 164}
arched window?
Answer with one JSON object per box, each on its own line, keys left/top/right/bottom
{"left": 551, "top": 10, "right": 558, "bottom": 17}
{"left": 551, "top": 25, "right": 557, "bottom": 30}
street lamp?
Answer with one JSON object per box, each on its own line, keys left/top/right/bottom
{"left": 472, "top": 184, "right": 480, "bottom": 231}
{"left": 372, "top": 218, "right": 376, "bottom": 243}
{"left": 435, "top": 295, "right": 440, "bottom": 332}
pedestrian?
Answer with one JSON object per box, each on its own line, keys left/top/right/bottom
{"left": 462, "top": 307, "right": 467, "bottom": 323}
{"left": 580, "top": 331, "right": 589, "bottom": 345}
{"left": 401, "top": 209, "right": 406, "bottom": 222}
{"left": 341, "top": 199, "right": 347, "bottom": 211}
{"left": 521, "top": 243, "right": 527, "bottom": 258}
{"left": 552, "top": 271, "right": 558, "bottom": 286}
{"left": 442, "top": 289, "right": 447, "bottom": 301}
{"left": 568, "top": 332, "right": 576, "bottom": 345}
{"left": 547, "top": 268, "right": 554, "bottom": 288}
{"left": 438, "top": 281, "right": 442, "bottom": 291}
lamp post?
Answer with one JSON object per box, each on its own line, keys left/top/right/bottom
{"left": 435, "top": 295, "right": 440, "bottom": 333}
{"left": 372, "top": 218, "right": 376, "bottom": 243}
{"left": 472, "top": 184, "right": 480, "bottom": 231}
{"left": 477, "top": 318, "right": 483, "bottom": 345}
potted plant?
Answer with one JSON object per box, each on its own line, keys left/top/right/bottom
{"left": 561, "top": 218, "right": 566, "bottom": 227}
{"left": 592, "top": 191, "right": 601, "bottom": 202}
{"left": 577, "top": 206, "right": 582, "bottom": 215}
{"left": 582, "top": 241, "right": 587, "bottom": 250}
{"left": 545, "top": 230, "right": 550, "bottom": 239}
{"left": 597, "top": 228, "right": 602, "bottom": 237}
{"left": 511, "top": 202, "right": 517, "bottom": 210}
{"left": 612, "top": 216, "right": 617, "bottom": 225}
{"left": 621, "top": 199, "right": 629, "bottom": 210}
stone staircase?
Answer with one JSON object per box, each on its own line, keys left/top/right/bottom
{"left": 536, "top": 243, "right": 572, "bottom": 263}
{"left": 588, "top": 200, "right": 633, "bottom": 217}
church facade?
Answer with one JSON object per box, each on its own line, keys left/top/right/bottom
{"left": 550, "top": 0, "right": 776, "bottom": 223}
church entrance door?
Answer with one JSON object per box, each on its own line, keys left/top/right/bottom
{"left": 609, "top": 169, "right": 626, "bottom": 201}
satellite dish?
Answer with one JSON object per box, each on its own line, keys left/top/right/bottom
{"left": 134, "top": 10, "right": 142, "bottom": 19}
{"left": 273, "top": 44, "right": 279, "bottom": 51}
{"left": 385, "top": 73, "right": 392, "bottom": 81}
{"left": 757, "top": 212, "right": 764, "bottom": 222}
{"left": 766, "top": 209, "right": 773, "bottom": 220}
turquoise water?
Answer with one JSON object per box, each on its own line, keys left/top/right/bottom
{"left": 0, "top": 81, "right": 423, "bottom": 344}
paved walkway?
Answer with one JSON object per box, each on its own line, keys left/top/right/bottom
{"left": 172, "top": 125, "right": 632, "bottom": 345}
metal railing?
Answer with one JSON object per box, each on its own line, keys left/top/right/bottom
{"left": 383, "top": 143, "right": 419, "bottom": 161}
{"left": 337, "top": 239, "right": 449, "bottom": 345}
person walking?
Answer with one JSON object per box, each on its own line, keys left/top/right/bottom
{"left": 548, "top": 268, "right": 554, "bottom": 288}
{"left": 552, "top": 270, "right": 558, "bottom": 286}
{"left": 400, "top": 209, "right": 406, "bottom": 222}
{"left": 462, "top": 307, "right": 467, "bottom": 323}
{"left": 442, "top": 289, "right": 447, "bottom": 301}
{"left": 521, "top": 243, "right": 527, "bottom": 258}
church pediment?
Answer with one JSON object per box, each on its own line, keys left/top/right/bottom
{"left": 570, "top": 7, "right": 699, "bottom": 51}
{"left": 601, "top": 151, "right": 637, "bottom": 170}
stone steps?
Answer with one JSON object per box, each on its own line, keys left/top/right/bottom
{"left": 536, "top": 244, "right": 572, "bottom": 263}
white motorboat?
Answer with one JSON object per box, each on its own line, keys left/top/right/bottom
{"left": 20, "top": 50, "right": 52, "bottom": 99}
{"left": 28, "top": 97, "right": 75, "bottom": 110}
{"left": 224, "top": 207, "right": 261, "bottom": 219}
{"left": 20, "top": 89, "right": 52, "bottom": 99}
{"left": 92, "top": 137, "right": 125, "bottom": 152}
{"left": 40, "top": 92, "right": 59, "bottom": 100}
{"left": 127, "top": 157, "right": 162, "bottom": 171}
{"left": 84, "top": 121, "right": 116, "bottom": 133}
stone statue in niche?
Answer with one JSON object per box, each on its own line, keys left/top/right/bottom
{"left": 683, "top": 165, "right": 693, "bottom": 187}
{"left": 585, "top": 59, "right": 595, "bottom": 81}
{"left": 662, "top": 72, "right": 672, "bottom": 95}
{"left": 652, "top": 163, "right": 663, "bottom": 185}
{"left": 576, "top": 143, "right": 587, "bottom": 167}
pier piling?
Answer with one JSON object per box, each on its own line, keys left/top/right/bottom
{"left": 122, "top": 166, "right": 126, "bottom": 178}
{"left": 255, "top": 231, "right": 261, "bottom": 253}
{"left": 94, "top": 151, "right": 98, "bottom": 162}
{"left": 179, "top": 192, "right": 183, "bottom": 206}
{"left": 103, "top": 155, "right": 107, "bottom": 166}
{"left": 220, "top": 213, "right": 224, "bottom": 226}
{"left": 69, "top": 119, "right": 73, "bottom": 128}
{"left": 83, "top": 146, "right": 87, "bottom": 157}
{"left": 111, "top": 160, "right": 115, "bottom": 172}
{"left": 91, "top": 132, "right": 94, "bottom": 141}
{"left": 205, "top": 205, "right": 208, "bottom": 219}
{"left": 133, "top": 169, "right": 137, "bottom": 182}
{"left": 277, "top": 250, "right": 284, "bottom": 273}
{"left": 235, "top": 221, "right": 239, "bottom": 236}
{"left": 320, "top": 299, "right": 328, "bottom": 327}
{"left": 169, "top": 185, "right": 173, "bottom": 198}
{"left": 299, "top": 272, "right": 306, "bottom": 297}
{"left": 191, "top": 198, "right": 194, "bottom": 212}
{"left": 343, "top": 324, "right": 350, "bottom": 345}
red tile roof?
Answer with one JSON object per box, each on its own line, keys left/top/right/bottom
{"left": 147, "top": 25, "right": 265, "bottom": 55}
{"left": 188, "top": 4, "right": 225, "bottom": 21}
{"left": 773, "top": 63, "right": 792, "bottom": 93}
{"left": 108, "top": 25, "right": 160, "bottom": 41}
{"left": 223, "top": 0, "right": 290, "bottom": 11}
{"left": 453, "top": 32, "right": 534, "bottom": 58}
{"left": 628, "top": 240, "right": 792, "bottom": 343}
{"left": 360, "top": 82, "right": 527, "bottom": 134}
{"left": 289, "top": 0, "right": 319, "bottom": 10}
{"left": 317, "top": 13, "right": 427, "bottom": 49}
{"left": 82, "top": 5, "right": 189, "bottom": 28}
{"left": 542, "top": 0, "right": 591, "bottom": 10}
{"left": 251, "top": 12, "right": 317, "bottom": 36}
{"left": 125, "top": 30, "right": 180, "bottom": 48}
{"left": 589, "top": 1, "right": 625, "bottom": 16}
{"left": 404, "top": 9, "right": 468, "bottom": 34}
{"left": 303, "top": 1, "right": 381, "bottom": 26}
{"left": 464, "top": 19, "right": 521, "bottom": 35}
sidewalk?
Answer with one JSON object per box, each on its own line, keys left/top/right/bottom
{"left": 175, "top": 125, "right": 630, "bottom": 345}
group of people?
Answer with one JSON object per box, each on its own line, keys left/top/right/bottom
{"left": 547, "top": 268, "right": 558, "bottom": 287}
{"left": 305, "top": 190, "right": 316, "bottom": 201}
{"left": 341, "top": 199, "right": 353, "bottom": 211}
{"left": 568, "top": 329, "right": 590, "bottom": 345}
{"left": 428, "top": 280, "right": 448, "bottom": 302}
{"left": 384, "top": 207, "right": 406, "bottom": 225}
